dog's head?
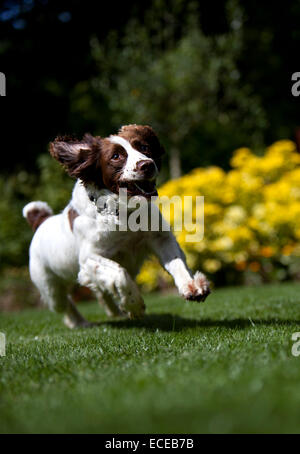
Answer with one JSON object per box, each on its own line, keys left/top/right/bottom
{"left": 50, "top": 125, "right": 164, "bottom": 199}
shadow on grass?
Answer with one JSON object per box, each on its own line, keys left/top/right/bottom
{"left": 98, "top": 313, "right": 300, "bottom": 332}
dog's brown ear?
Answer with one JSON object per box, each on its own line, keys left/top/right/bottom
{"left": 49, "top": 134, "right": 103, "bottom": 185}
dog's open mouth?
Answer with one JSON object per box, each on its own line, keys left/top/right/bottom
{"left": 119, "top": 180, "right": 158, "bottom": 198}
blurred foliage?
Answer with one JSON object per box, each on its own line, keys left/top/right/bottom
{"left": 90, "top": 0, "right": 266, "bottom": 178}
{"left": 1, "top": 0, "right": 300, "bottom": 173}
{"left": 0, "top": 171, "right": 34, "bottom": 269}
{"left": 138, "top": 140, "right": 300, "bottom": 289}
{"left": 34, "top": 154, "right": 74, "bottom": 212}
{"left": 0, "top": 157, "right": 71, "bottom": 271}
{"left": 0, "top": 266, "right": 40, "bottom": 311}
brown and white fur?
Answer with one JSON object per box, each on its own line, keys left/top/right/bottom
{"left": 23, "top": 125, "right": 210, "bottom": 328}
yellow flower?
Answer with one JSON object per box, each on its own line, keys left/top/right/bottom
{"left": 203, "top": 259, "right": 221, "bottom": 273}
{"left": 230, "top": 147, "right": 253, "bottom": 168}
{"left": 260, "top": 246, "right": 274, "bottom": 258}
{"left": 235, "top": 261, "right": 247, "bottom": 271}
{"left": 282, "top": 245, "right": 294, "bottom": 256}
{"left": 249, "top": 261, "right": 261, "bottom": 272}
{"left": 224, "top": 206, "right": 247, "bottom": 226}
{"left": 137, "top": 138, "right": 300, "bottom": 291}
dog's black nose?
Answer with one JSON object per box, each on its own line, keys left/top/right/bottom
{"left": 136, "top": 160, "right": 156, "bottom": 178}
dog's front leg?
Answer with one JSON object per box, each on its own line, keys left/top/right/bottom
{"left": 78, "top": 253, "right": 145, "bottom": 319}
{"left": 151, "top": 232, "right": 211, "bottom": 302}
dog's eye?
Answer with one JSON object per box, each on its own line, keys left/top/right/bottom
{"left": 112, "top": 153, "right": 119, "bottom": 160}
{"left": 140, "top": 145, "right": 149, "bottom": 152}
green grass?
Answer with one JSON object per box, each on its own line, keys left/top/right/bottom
{"left": 1, "top": 283, "right": 300, "bottom": 433}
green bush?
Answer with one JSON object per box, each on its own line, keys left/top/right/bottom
{"left": 0, "top": 156, "right": 73, "bottom": 271}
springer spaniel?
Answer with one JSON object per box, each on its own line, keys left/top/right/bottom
{"left": 23, "top": 125, "right": 210, "bottom": 328}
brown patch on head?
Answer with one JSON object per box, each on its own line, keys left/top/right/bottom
{"left": 68, "top": 207, "right": 79, "bottom": 232}
{"left": 118, "top": 124, "right": 165, "bottom": 170}
{"left": 49, "top": 133, "right": 126, "bottom": 193}
{"left": 49, "top": 134, "right": 103, "bottom": 187}
{"left": 96, "top": 138, "right": 128, "bottom": 193}
{"left": 26, "top": 209, "right": 51, "bottom": 232}
{"left": 49, "top": 126, "right": 164, "bottom": 195}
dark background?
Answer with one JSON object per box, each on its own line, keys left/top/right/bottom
{"left": 1, "top": 0, "right": 299, "bottom": 174}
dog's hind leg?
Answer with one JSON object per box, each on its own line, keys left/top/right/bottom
{"left": 30, "top": 260, "right": 94, "bottom": 328}
{"left": 63, "top": 296, "right": 97, "bottom": 329}
{"left": 96, "top": 289, "right": 124, "bottom": 318}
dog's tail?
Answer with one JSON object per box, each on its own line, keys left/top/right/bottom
{"left": 22, "top": 201, "right": 53, "bottom": 232}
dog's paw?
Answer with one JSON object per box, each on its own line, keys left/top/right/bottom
{"left": 127, "top": 303, "right": 146, "bottom": 320}
{"left": 181, "top": 272, "right": 211, "bottom": 302}
{"left": 118, "top": 277, "right": 146, "bottom": 319}
{"left": 122, "top": 295, "right": 146, "bottom": 320}
{"left": 63, "top": 314, "right": 99, "bottom": 329}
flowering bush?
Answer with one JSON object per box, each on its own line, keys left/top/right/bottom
{"left": 138, "top": 140, "right": 300, "bottom": 289}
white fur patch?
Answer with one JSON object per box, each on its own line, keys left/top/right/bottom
{"left": 181, "top": 271, "right": 211, "bottom": 301}
{"left": 108, "top": 135, "right": 157, "bottom": 181}
{"left": 22, "top": 201, "right": 53, "bottom": 219}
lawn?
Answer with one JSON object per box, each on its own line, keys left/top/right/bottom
{"left": 1, "top": 283, "right": 300, "bottom": 433}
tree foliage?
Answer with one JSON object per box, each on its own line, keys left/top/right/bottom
{"left": 91, "top": 0, "right": 266, "bottom": 178}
